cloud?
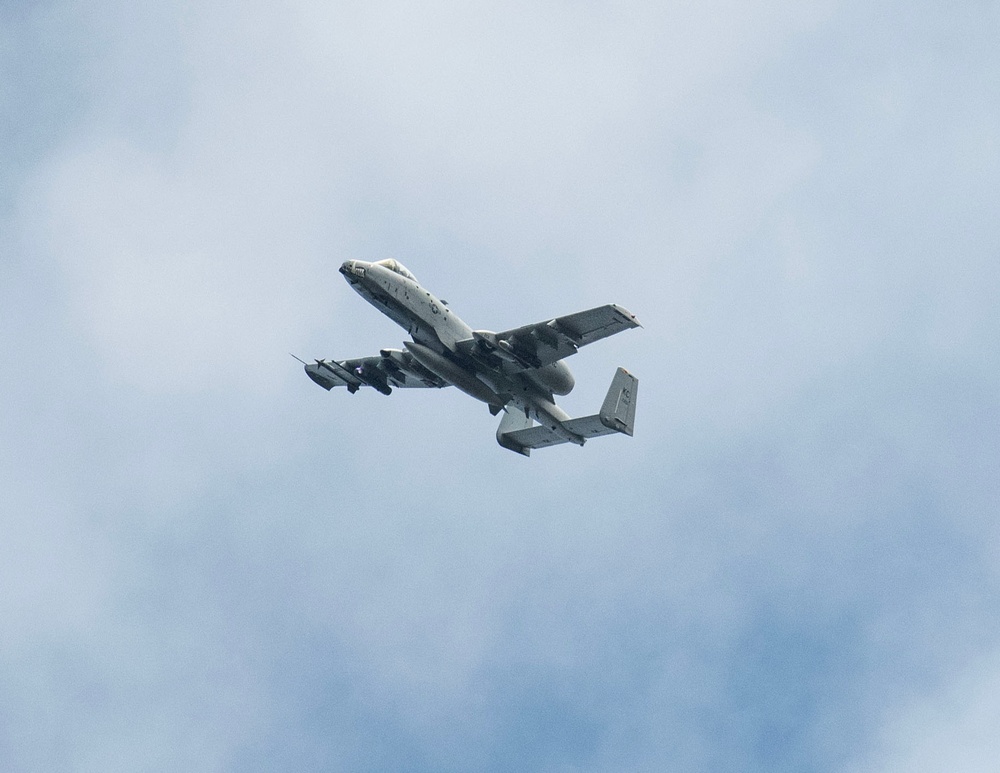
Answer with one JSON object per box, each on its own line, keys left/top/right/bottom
{"left": 23, "top": 0, "right": 835, "bottom": 396}
{"left": 846, "top": 649, "right": 1000, "bottom": 773}
{"left": 3, "top": 0, "right": 1000, "bottom": 771}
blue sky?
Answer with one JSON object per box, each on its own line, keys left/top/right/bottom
{"left": 2, "top": 1, "right": 999, "bottom": 770}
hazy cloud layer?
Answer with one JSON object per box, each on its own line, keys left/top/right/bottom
{"left": 3, "top": 0, "right": 999, "bottom": 770}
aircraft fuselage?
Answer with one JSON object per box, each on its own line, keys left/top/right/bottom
{"left": 339, "top": 259, "right": 582, "bottom": 443}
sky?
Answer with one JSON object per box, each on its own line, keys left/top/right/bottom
{"left": 2, "top": 0, "right": 999, "bottom": 770}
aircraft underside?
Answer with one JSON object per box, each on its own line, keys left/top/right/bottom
{"left": 302, "top": 259, "right": 640, "bottom": 455}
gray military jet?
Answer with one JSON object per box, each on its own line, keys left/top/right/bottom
{"left": 301, "top": 259, "right": 640, "bottom": 455}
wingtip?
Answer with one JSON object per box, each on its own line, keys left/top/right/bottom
{"left": 613, "top": 304, "right": 642, "bottom": 328}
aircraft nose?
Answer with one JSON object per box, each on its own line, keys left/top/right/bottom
{"left": 340, "top": 260, "right": 369, "bottom": 284}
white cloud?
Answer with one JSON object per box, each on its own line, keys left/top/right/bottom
{"left": 846, "top": 650, "right": 1000, "bottom": 773}
{"left": 28, "top": 134, "right": 334, "bottom": 394}
{"left": 5, "top": 0, "right": 1000, "bottom": 770}
{"left": 23, "top": 0, "right": 836, "bottom": 397}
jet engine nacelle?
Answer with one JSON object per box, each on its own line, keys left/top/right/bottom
{"left": 526, "top": 360, "right": 575, "bottom": 396}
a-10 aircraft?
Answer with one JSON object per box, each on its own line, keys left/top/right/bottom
{"left": 300, "top": 259, "right": 640, "bottom": 455}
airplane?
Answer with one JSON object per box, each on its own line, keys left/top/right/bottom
{"left": 300, "top": 258, "right": 640, "bottom": 456}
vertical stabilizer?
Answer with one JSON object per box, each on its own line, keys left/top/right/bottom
{"left": 496, "top": 405, "right": 534, "bottom": 456}
{"left": 599, "top": 367, "right": 638, "bottom": 436}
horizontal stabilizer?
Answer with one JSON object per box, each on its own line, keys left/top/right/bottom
{"left": 556, "top": 367, "right": 638, "bottom": 440}
{"left": 499, "top": 424, "right": 569, "bottom": 456}
{"left": 495, "top": 368, "right": 638, "bottom": 456}
{"left": 561, "top": 415, "right": 618, "bottom": 439}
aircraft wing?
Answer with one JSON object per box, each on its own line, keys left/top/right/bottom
{"left": 304, "top": 349, "right": 448, "bottom": 395}
{"left": 460, "top": 304, "right": 641, "bottom": 371}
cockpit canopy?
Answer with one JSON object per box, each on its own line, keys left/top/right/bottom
{"left": 375, "top": 259, "right": 417, "bottom": 282}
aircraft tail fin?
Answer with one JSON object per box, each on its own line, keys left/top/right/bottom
{"left": 599, "top": 366, "right": 638, "bottom": 436}
{"left": 495, "top": 368, "right": 638, "bottom": 456}
{"left": 496, "top": 405, "right": 535, "bottom": 456}
{"left": 561, "top": 367, "right": 638, "bottom": 439}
